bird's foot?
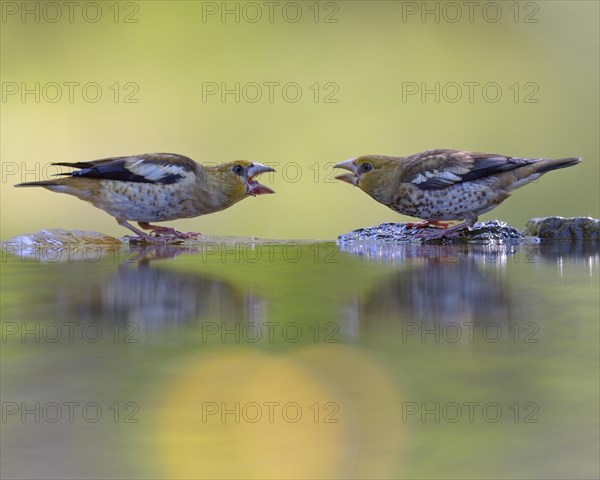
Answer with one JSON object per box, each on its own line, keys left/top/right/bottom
{"left": 414, "top": 228, "right": 461, "bottom": 240}
{"left": 404, "top": 220, "right": 453, "bottom": 229}
{"left": 148, "top": 228, "right": 200, "bottom": 240}
{"left": 428, "top": 220, "right": 453, "bottom": 229}
{"left": 137, "top": 222, "right": 200, "bottom": 240}
{"left": 413, "top": 222, "right": 471, "bottom": 240}
{"left": 125, "top": 234, "right": 187, "bottom": 245}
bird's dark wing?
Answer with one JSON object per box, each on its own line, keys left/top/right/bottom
{"left": 53, "top": 153, "right": 197, "bottom": 185}
{"left": 403, "top": 149, "right": 537, "bottom": 190}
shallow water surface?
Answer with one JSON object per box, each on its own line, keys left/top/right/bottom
{"left": 1, "top": 238, "right": 598, "bottom": 479}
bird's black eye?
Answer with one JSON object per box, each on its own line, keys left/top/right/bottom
{"left": 232, "top": 165, "right": 244, "bottom": 175}
{"left": 362, "top": 162, "right": 373, "bottom": 172}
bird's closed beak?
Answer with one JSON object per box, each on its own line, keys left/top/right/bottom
{"left": 247, "top": 163, "right": 276, "bottom": 196}
{"left": 334, "top": 159, "right": 358, "bottom": 186}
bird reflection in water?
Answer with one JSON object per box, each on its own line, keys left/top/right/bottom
{"left": 338, "top": 243, "right": 528, "bottom": 340}
{"left": 535, "top": 241, "right": 599, "bottom": 263}
{"left": 55, "top": 244, "right": 265, "bottom": 333}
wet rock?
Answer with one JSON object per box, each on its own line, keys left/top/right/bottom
{"left": 1, "top": 229, "right": 122, "bottom": 262}
{"left": 2, "top": 229, "right": 122, "bottom": 247}
{"left": 523, "top": 217, "right": 600, "bottom": 241}
{"left": 337, "top": 220, "right": 524, "bottom": 244}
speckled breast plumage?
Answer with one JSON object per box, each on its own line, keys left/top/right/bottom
{"left": 91, "top": 180, "right": 201, "bottom": 222}
{"left": 391, "top": 181, "right": 506, "bottom": 222}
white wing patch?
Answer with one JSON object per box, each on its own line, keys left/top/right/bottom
{"left": 127, "top": 159, "right": 188, "bottom": 182}
{"left": 445, "top": 164, "right": 471, "bottom": 176}
{"left": 438, "top": 170, "right": 462, "bottom": 182}
{"left": 410, "top": 169, "right": 462, "bottom": 185}
{"left": 412, "top": 173, "right": 428, "bottom": 184}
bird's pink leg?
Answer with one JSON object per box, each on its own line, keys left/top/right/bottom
{"left": 415, "top": 216, "right": 478, "bottom": 240}
{"left": 404, "top": 220, "right": 432, "bottom": 228}
{"left": 429, "top": 220, "right": 454, "bottom": 229}
{"left": 137, "top": 222, "right": 199, "bottom": 240}
{"left": 116, "top": 218, "right": 186, "bottom": 244}
{"left": 405, "top": 220, "right": 453, "bottom": 229}
{"left": 117, "top": 218, "right": 153, "bottom": 239}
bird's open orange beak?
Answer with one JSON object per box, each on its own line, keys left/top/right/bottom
{"left": 247, "top": 163, "right": 276, "bottom": 196}
{"left": 334, "top": 159, "right": 358, "bottom": 186}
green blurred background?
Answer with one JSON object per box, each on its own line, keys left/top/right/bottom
{"left": 1, "top": 1, "right": 598, "bottom": 240}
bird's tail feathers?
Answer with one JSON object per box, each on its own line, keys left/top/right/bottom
{"left": 536, "top": 157, "right": 582, "bottom": 174}
{"left": 52, "top": 161, "right": 94, "bottom": 169}
{"left": 15, "top": 180, "right": 62, "bottom": 187}
{"left": 15, "top": 164, "right": 84, "bottom": 186}
{"left": 15, "top": 177, "right": 76, "bottom": 188}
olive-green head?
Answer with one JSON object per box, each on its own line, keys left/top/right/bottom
{"left": 334, "top": 155, "right": 401, "bottom": 205}
{"left": 204, "top": 161, "right": 275, "bottom": 209}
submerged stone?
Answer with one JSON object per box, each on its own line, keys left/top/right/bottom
{"left": 523, "top": 217, "right": 600, "bottom": 241}
{"left": 1, "top": 229, "right": 123, "bottom": 262}
{"left": 337, "top": 220, "right": 525, "bottom": 244}
{"left": 2, "top": 229, "right": 123, "bottom": 247}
